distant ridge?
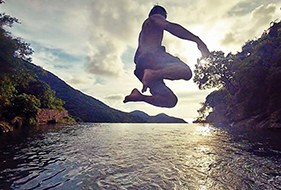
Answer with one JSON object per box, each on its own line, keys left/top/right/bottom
{"left": 130, "top": 110, "right": 186, "bottom": 123}
{"left": 23, "top": 62, "right": 186, "bottom": 123}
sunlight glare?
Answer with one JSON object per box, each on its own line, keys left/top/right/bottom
{"left": 196, "top": 125, "right": 213, "bottom": 136}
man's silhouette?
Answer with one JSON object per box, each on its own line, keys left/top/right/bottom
{"left": 124, "top": 5, "right": 210, "bottom": 108}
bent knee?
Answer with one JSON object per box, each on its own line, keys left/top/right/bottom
{"left": 184, "top": 72, "right": 192, "bottom": 81}
{"left": 164, "top": 94, "right": 178, "bottom": 108}
{"left": 184, "top": 65, "right": 193, "bottom": 80}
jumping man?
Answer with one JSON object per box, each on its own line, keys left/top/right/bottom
{"left": 124, "top": 5, "right": 210, "bottom": 108}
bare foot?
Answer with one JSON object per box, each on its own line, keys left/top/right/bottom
{"left": 142, "top": 69, "right": 156, "bottom": 93}
{"left": 123, "top": 88, "right": 143, "bottom": 103}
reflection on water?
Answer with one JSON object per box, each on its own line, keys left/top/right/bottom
{"left": 0, "top": 123, "right": 281, "bottom": 189}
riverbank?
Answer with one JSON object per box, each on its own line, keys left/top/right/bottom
{"left": 0, "top": 109, "right": 76, "bottom": 133}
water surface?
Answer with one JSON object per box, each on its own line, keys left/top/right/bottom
{"left": 1, "top": 123, "right": 281, "bottom": 189}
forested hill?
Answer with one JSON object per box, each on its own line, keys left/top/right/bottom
{"left": 193, "top": 20, "right": 281, "bottom": 129}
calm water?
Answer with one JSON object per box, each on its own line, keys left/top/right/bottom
{"left": 1, "top": 123, "right": 281, "bottom": 190}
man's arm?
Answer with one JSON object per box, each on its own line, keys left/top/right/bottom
{"left": 164, "top": 21, "right": 210, "bottom": 57}
{"left": 164, "top": 22, "right": 198, "bottom": 40}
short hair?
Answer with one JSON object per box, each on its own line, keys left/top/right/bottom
{"left": 148, "top": 5, "right": 167, "bottom": 18}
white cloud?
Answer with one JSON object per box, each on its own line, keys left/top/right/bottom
{"left": 104, "top": 94, "right": 124, "bottom": 101}
{"left": 86, "top": 40, "right": 125, "bottom": 77}
{"left": 220, "top": 3, "right": 279, "bottom": 52}
{"left": 4, "top": 0, "right": 89, "bottom": 57}
{"left": 84, "top": 0, "right": 148, "bottom": 77}
{"left": 250, "top": 4, "right": 277, "bottom": 29}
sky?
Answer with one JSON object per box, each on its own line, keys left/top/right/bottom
{"left": 1, "top": 0, "right": 281, "bottom": 122}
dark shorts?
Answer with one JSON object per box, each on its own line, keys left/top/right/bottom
{"left": 134, "top": 46, "right": 186, "bottom": 82}
{"left": 134, "top": 46, "right": 186, "bottom": 96}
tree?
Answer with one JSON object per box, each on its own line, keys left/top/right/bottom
{"left": 0, "top": 75, "right": 17, "bottom": 119}
{"left": 9, "top": 94, "right": 41, "bottom": 126}
{"left": 0, "top": 10, "right": 66, "bottom": 127}
{"left": 0, "top": 13, "right": 33, "bottom": 65}
{"left": 0, "top": 12, "right": 19, "bottom": 27}
{"left": 194, "top": 51, "right": 238, "bottom": 95}
{"left": 194, "top": 102, "right": 212, "bottom": 123}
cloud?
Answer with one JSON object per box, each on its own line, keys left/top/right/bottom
{"left": 68, "top": 77, "right": 90, "bottom": 85}
{"left": 182, "top": 0, "right": 245, "bottom": 23}
{"left": 85, "top": 0, "right": 147, "bottom": 77}
{"left": 220, "top": 3, "right": 278, "bottom": 51}
{"left": 4, "top": 0, "right": 90, "bottom": 57}
{"left": 220, "top": 32, "right": 237, "bottom": 47}
{"left": 102, "top": 94, "right": 125, "bottom": 108}
{"left": 250, "top": 4, "right": 277, "bottom": 27}
{"left": 104, "top": 94, "right": 124, "bottom": 101}
{"left": 86, "top": 39, "right": 125, "bottom": 77}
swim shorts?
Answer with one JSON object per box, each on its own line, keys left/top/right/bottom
{"left": 134, "top": 46, "right": 186, "bottom": 82}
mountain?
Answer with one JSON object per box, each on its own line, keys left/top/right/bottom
{"left": 130, "top": 110, "right": 186, "bottom": 123}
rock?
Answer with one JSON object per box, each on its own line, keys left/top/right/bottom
{"left": 269, "top": 109, "right": 281, "bottom": 129}
{"left": 37, "top": 109, "right": 69, "bottom": 124}
{"left": 11, "top": 116, "right": 23, "bottom": 128}
{"left": 0, "top": 121, "right": 13, "bottom": 133}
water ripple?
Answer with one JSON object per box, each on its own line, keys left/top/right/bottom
{"left": 1, "top": 123, "right": 281, "bottom": 189}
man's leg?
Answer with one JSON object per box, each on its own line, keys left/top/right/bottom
{"left": 123, "top": 82, "right": 178, "bottom": 108}
{"left": 142, "top": 64, "right": 192, "bottom": 92}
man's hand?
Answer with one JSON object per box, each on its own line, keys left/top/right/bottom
{"left": 197, "top": 42, "right": 210, "bottom": 57}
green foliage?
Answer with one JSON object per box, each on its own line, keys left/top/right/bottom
{"left": 15, "top": 79, "right": 64, "bottom": 110}
{"left": 2, "top": 93, "right": 40, "bottom": 126}
{"left": 0, "top": 28, "right": 17, "bottom": 70}
{"left": 11, "top": 93, "right": 40, "bottom": 117}
{"left": 0, "top": 75, "right": 17, "bottom": 109}
{"left": 205, "top": 89, "right": 231, "bottom": 108}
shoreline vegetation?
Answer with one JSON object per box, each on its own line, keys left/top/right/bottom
{"left": 193, "top": 20, "right": 281, "bottom": 129}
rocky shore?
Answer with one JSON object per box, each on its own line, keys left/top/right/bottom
{"left": 0, "top": 109, "right": 75, "bottom": 133}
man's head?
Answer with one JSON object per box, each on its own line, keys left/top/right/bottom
{"left": 149, "top": 5, "right": 167, "bottom": 18}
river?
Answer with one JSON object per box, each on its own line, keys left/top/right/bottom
{"left": 0, "top": 123, "right": 281, "bottom": 189}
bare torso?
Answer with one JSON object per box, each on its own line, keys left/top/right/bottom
{"left": 135, "top": 14, "right": 166, "bottom": 60}
{"left": 134, "top": 13, "right": 210, "bottom": 63}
